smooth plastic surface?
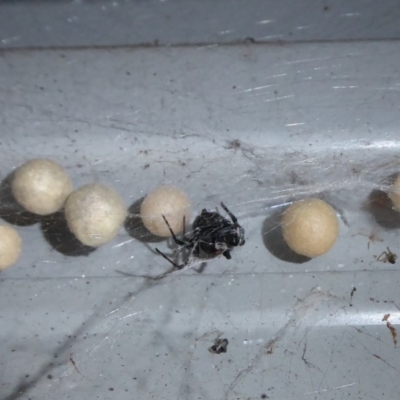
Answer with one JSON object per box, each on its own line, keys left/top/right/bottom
{"left": 1, "top": 0, "right": 400, "bottom": 48}
{"left": 1, "top": 42, "right": 400, "bottom": 399}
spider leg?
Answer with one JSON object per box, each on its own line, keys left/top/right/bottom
{"left": 155, "top": 248, "right": 186, "bottom": 269}
{"left": 162, "top": 214, "right": 187, "bottom": 246}
{"left": 182, "top": 215, "right": 187, "bottom": 237}
{"left": 377, "top": 251, "right": 387, "bottom": 262}
{"left": 386, "top": 247, "right": 397, "bottom": 264}
{"left": 220, "top": 202, "right": 239, "bottom": 224}
{"left": 192, "top": 241, "right": 200, "bottom": 257}
{"left": 223, "top": 249, "right": 231, "bottom": 260}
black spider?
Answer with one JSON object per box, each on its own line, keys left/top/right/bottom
{"left": 155, "top": 202, "right": 245, "bottom": 269}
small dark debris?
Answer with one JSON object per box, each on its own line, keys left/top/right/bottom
{"left": 350, "top": 287, "right": 356, "bottom": 306}
{"left": 47, "top": 375, "right": 53, "bottom": 380}
{"left": 266, "top": 342, "right": 275, "bottom": 354}
{"left": 209, "top": 338, "right": 229, "bottom": 354}
{"left": 261, "top": 394, "right": 269, "bottom": 399}
{"left": 352, "top": 166, "right": 361, "bottom": 176}
{"left": 228, "top": 139, "right": 241, "bottom": 150}
{"left": 143, "top": 164, "right": 150, "bottom": 169}
{"left": 244, "top": 37, "right": 256, "bottom": 44}
{"left": 109, "top": 387, "right": 114, "bottom": 391}
{"left": 323, "top": 5, "right": 329, "bottom": 11}
{"left": 289, "top": 171, "right": 306, "bottom": 185}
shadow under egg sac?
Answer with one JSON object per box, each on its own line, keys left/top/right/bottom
{"left": 365, "top": 189, "right": 400, "bottom": 230}
{"left": 41, "top": 212, "right": 96, "bottom": 257}
{"left": 0, "top": 173, "right": 41, "bottom": 226}
{"left": 262, "top": 209, "right": 311, "bottom": 264}
{"left": 124, "top": 196, "right": 166, "bottom": 243}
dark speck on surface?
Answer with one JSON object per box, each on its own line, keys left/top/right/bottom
{"left": 244, "top": 37, "right": 256, "bottom": 43}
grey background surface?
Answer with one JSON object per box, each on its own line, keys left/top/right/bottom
{"left": 1, "top": 2, "right": 400, "bottom": 400}
{"left": 1, "top": 0, "right": 400, "bottom": 48}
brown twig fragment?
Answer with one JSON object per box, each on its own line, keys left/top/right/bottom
{"left": 382, "top": 313, "right": 390, "bottom": 322}
{"left": 69, "top": 353, "right": 80, "bottom": 374}
{"left": 386, "top": 322, "right": 398, "bottom": 346}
